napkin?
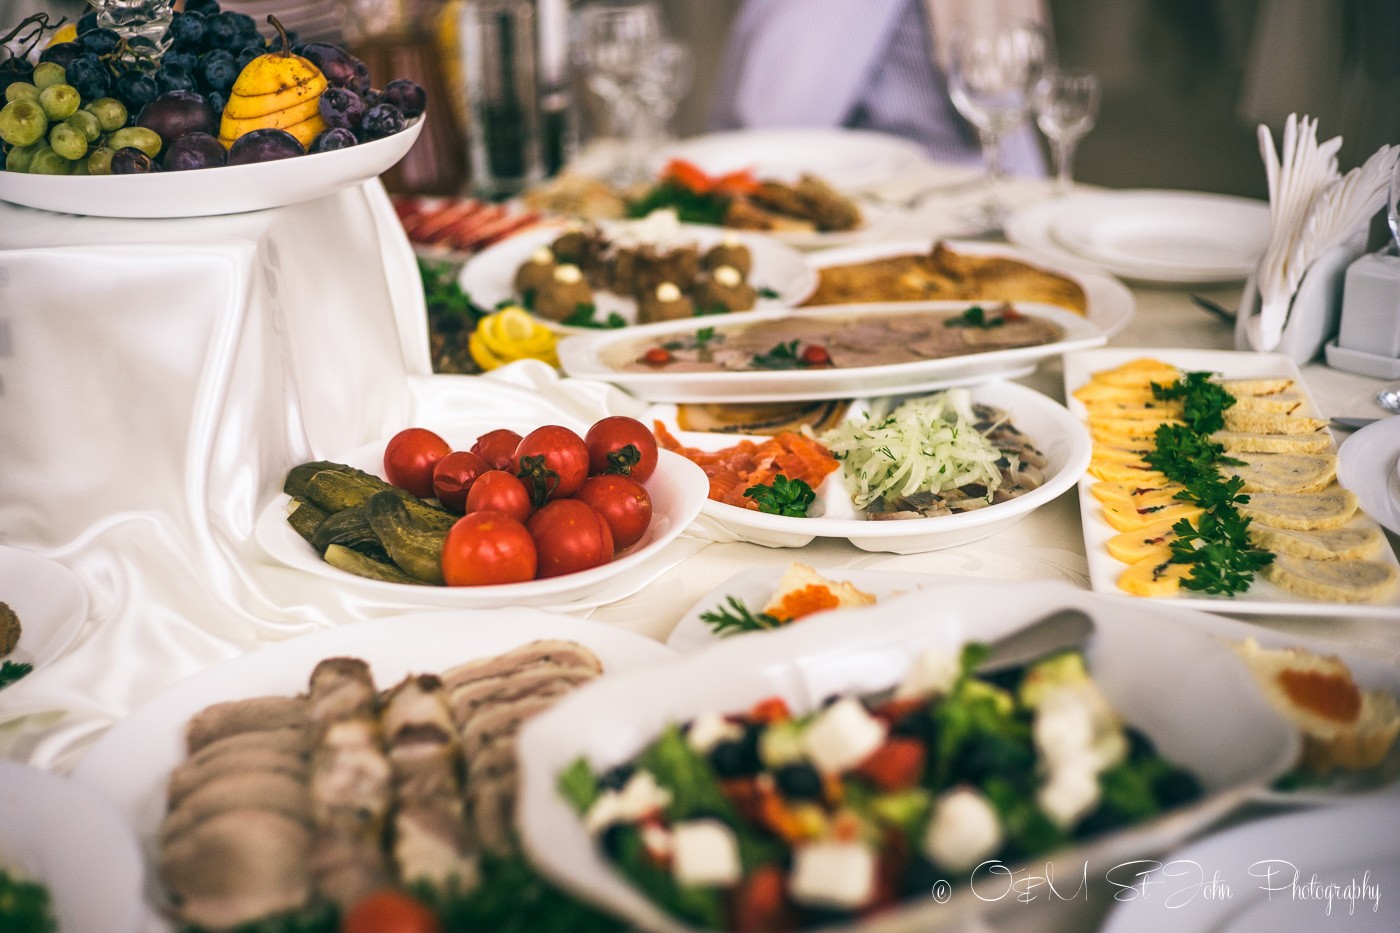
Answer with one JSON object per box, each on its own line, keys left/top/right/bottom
{"left": 1246, "top": 113, "right": 1399, "bottom": 352}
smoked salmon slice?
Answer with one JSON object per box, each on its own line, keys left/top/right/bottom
{"left": 653, "top": 422, "right": 840, "bottom": 510}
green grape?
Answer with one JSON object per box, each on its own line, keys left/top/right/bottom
{"left": 0, "top": 99, "right": 47, "bottom": 147}
{"left": 69, "top": 156, "right": 89, "bottom": 175}
{"left": 28, "top": 146, "right": 71, "bottom": 175}
{"left": 31, "top": 62, "right": 67, "bottom": 91}
{"left": 107, "top": 126, "right": 162, "bottom": 158}
{"left": 64, "top": 109, "right": 101, "bottom": 143}
{"left": 5, "top": 142, "right": 39, "bottom": 172}
{"left": 48, "top": 122, "right": 88, "bottom": 160}
{"left": 37, "top": 84, "right": 80, "bottom": 121}
{"left": 4, "top": 81, "right": 38, "bottom": 104}
{"left": 83, "top": 97, "right": 128, "bottom": 134}
{"left": 87, "top": 146, "right": 114, "bottom": 175}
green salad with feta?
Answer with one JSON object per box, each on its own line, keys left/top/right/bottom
{"left": 560, "top": 645, "right": 1202, "bottom": 930}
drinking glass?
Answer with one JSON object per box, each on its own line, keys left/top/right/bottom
{"left": 92, "top": 0, "right": 174, "bottom": 57}
{"left": 1034, "top": 70, "right": 1100, "bottom": 195}
{"left": 634, "top": 39, "right": 693, "bottom": 148}
{"left": 947, "top": 22, "right": 1048, "bottom": 230}
{"left": 573, "top": 0, "right": 664, "bottom": 185}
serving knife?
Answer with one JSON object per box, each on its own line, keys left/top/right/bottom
{"left": 976, "top": 607, "right": 1094, "bottom": 674}
{"left": 1330, "top": 417, "right": 1382, "bottom": 431}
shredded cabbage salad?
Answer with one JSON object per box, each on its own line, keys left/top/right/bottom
{"left": 819, "top": 389, "right": 1011, "bottom": 509}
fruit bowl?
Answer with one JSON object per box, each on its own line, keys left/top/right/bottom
{"left": 0, "top": 114, "right": 422, "bottom": 218}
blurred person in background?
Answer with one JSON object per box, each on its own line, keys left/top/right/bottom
{"left": 707, "top": 0, "right": 1049, "bottom": 176}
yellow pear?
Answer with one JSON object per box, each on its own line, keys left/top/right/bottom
{"left": 219, "top": 18, "right": 328, "bottom": 150}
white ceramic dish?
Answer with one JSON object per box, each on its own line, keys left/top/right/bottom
{"left": 804, "top": 237, "right": 1137, "bottom": 337}
{"left": 1100, "top": 795, "right": 1400, "bottom": 933}
{"left": 652, "top": 380, "right": 1090, "bottom": 553}
{"left": 1065, "top": 347, "right": 1400, "bottom": 617}
{"left": 1047, "top": 190, "right": 1271, "bottom": 278}
{"left": 0, "top": 760, "right": 147, "bottom": 933}
{"left": 1338, "top": 417, "right": 1400, "bottom": 536}
{"left": 457, "top": 221, "right": 817, "bottom": 332}
{"left": 71, "top": 610, "right": 677, "bottom": 930}
{"left": 516, "top": 579, "right": 1300, "bottom": 933}
{"left": 0, "top": 118, "right": 423, "bottom": 218}
{"left": 1006, "top": 190, "right": 1270, "bottom": 285}
{"left": 647, "top": 127, "right": 930, "bottom": 192}
{"left": 0, "top": 544, "right": 89, "bottom": 671}
{"left": 254, "top": 428, "right": 708, "bottom": 610}
{"left": 558, "top": 301, "right": 1106, "bottom": 403}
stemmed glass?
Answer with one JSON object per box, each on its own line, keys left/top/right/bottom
{"left": 573, "top": 1, "right": 665, "bottom": 186}
{"left": 1034, "top": 71, "right": 1100, "bottom": 195}
{"left": 947, "top": 22, "right": 1048, "bottom": 231}
{"left": 1387, "top": 151, "right": 1400, "bottom": 255}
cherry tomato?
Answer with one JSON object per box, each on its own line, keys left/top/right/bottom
{"left": 431, "top": 449, "right": 491, "bottom": 514}
{"left": 465, "top": 469, "right": 533, "bottom": 523}
{"left": 572, "top": 474, "right": 652, "bottom": 550}
{"left": 341, "top": 889, "right": 441, "bottom": 933}
{"left": 471, "top": 427, "right": 523, "bottom": 471}
{"left": 513, "top": 424, "right": 590, "bottom": 505}
{"left": 642, "top": 347, "right": 672, "bottom": 366}
{"left": 441, "top": 510, "right": 537, "bottom": 586}
{"left": 383, "top": 427, "right": 451, "bottom": 499}
{"left": 800, "top": 344, "right": 832, "bottom": 367}
{"left": 527, "top": 498, "right": 614, "bottom": 578}
{"left": 584, "top": 415, "right": 659, "bottom": 481}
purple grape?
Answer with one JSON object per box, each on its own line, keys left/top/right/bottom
{"left": 166, "top": 12, "right": 207, "bottom": 51}
{"left": 38, "top": 43, "right": 82, "bottom": 68}
{"left": 163, "top": 131, "right": 227, "bottom": 171}
{"left": 197, "top": 49, "right": 238, "bottom": 93}
{"left": 77, "top": 27, "right": 121, "bottom": 58}
{"left": 380, "top": 79, "right": 426, "bottom": 119}
{"left": 227, "top": 128, "right": 305, "bottom": 165}
{"left": 156, "top": 62, "right": 198, "bottom": 94}
{"left": 235, "top": 45, "right": 264, "bottom": 71}
{"left": 186, "top": 0, "right": 222, "bottom": 15}
{"left": 309, "top": 127, "right": 358, "bottom": 153}
{"left": 115, "top": 70, "right": 160, "bottom": 114}
{"left": 318, "top": 87, "right": 364, "bottom": 130}
{"left": 358, "top": 102, "right": 405, "bottom": 140}
{"left": 138, "top": 90, "right": 218, "bottom": 143}
{"left": 111, "top": 147, "right": 157, "bottom": 174}
{"left": 66, "top": 55, "right": 112, "bottom": 100}
{"left": 299, "top": 44, "right": 371, "bottom": 95}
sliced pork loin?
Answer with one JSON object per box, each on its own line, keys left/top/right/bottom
{"left": 447, "top": 664, "right": 598, "bottom": 727}
{"left": 311, "top": 822, "right": 393, "bottom": 909}
{"left": 161, "top": 808, "right": 313, "bottom": 931}
{"left": 307, "top": 657, "right": 379, "bottom": 728}
{"left": 167, "top": 740, "right": 309, "bottom": 806}
{"left": 160, "top": 770, "right": 312, "bottom": 845}
{"left": 185, "top": 695, "right": 309, "bottom": 753}
{"left": 459, "top": 692, "right": 582, "bottom": 760}
{"left": 440, "top": 640, "right": 603, "bottom": 694}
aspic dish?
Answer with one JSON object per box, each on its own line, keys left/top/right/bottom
{"left": 1065, "top": 348, "right": 1400, "bottom": 617}
{"left": 516, "top": 580, "right": 1299, "bottom": 933}
{"left": 558, "top": 301, "right": 1105, "bottom": 403}
{"left": 647, "top": 382, "right": 1090, "bottom": 553}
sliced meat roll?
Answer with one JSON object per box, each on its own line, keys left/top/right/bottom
{"left": 440, "top": 640, "right": 602, "bottom": 693}
{"left": 185, "top": 696, "right": 309, "bottom": 754}
{"left": 160, "top": 770, "right": 311, "bottom": 845}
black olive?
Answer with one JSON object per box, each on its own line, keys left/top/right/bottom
{"left": 774, "top": 762, "right": 824, "bottom": 801}
{"left": 1154, "top": 768, "right": 1203, "bottom": 807}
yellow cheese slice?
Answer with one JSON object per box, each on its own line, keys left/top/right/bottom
{"left": 1118, "top": 554, "right": 1191, "bottom": 597}
{"left": 1106, "top": 518, "right": 1180, "bottom": 563}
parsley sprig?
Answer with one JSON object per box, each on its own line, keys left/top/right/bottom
{"left": 562, "top": 303, "right": 627, "bottom": 329}
{"left": 699, "top": 595, "right": 786, "bottom": 636}
{"left": 744, "top": 475, "right": 816, "bottom": 517}
{"left": 0, "top": 660, "right": 32, "bottom": 690}
{"left": 1144, "top": 373, "right": 1273, "bottom": 595}
{"left": 944, "top": 304, "right": 1004, "bottom": 329}
{"left": 750, "top": 340, "right": 804, "bottom": 370}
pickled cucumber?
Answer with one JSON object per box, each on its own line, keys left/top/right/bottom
{"left": 323, "top": 544, "right": 420, "bottom": 585}
{"left": 365, "top": 491, "right": 446, "bottom": 585}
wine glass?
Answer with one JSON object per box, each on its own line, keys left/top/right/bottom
{"left": 573, "top": 1, "right": 664, "bottom": 185}
{"left": 1034, "top": 70, "right": 1100, "bottom": 195}
{"left": 947, "top": 22, "right": 1048, "bottom": 230}
{"left": 1387, "top": 150, "right": 1400, "bottom": 255}
{"left": 634, "top": 40, "right": 693, "bottom": 147}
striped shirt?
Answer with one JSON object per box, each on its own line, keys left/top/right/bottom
{"left": 707, "top": 0, "right": 1046, "bottom": 176}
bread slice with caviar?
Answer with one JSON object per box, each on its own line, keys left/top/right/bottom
{"left": 1233, "top": 638, "right": 1400, "bottom": 772}
{"left": 761, "top": 562, "right": 878, "bottom": 622}
{"left": 1263, "top": 553, "right": 1398, "bottom": 603}
{"left": 1252, "top": 521, "right": 1384, "bottom": 561}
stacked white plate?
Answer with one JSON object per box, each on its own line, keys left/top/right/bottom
{"left": 1006, "top": 189, "right": 1271, "bottom": 284}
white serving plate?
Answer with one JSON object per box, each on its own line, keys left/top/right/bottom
{"left": 0, "top": 544, "right": 89, "bottom": 671}
{"left": 0, "top": 118, "right": 422, "bottom": 218}
{"left": 558, "top": 301, "right": 1106, "bottom": 403}
{"left": 1065, "top": 347, "right": 1400, "bottom": 617}
{"left": 254, "top": 427, "right": 708, "bottom": 611}
{"left": 652, "top": 380, "right": 1090, "bottom": 553}
{"left": 458, "top": 220, "right": 817, "bottom": 332}
{"left": 71, "top": 610, "right": 677, "bottom": 930}
{"left": 0, "top": 760, "right": 147, "bottom": 933}
{"left": 804, "top": 237, "right": 1137, "bottom": 337}
{"left": 1100, "top": 795, "right": 1400, "bottom": 933}
{"left": 516, "top": 579, "right": 1300, "bottom": 933}
{"left": 1047, "top": 190, "right": 1271, "bottom": 278}
{"left": 1338, "top": 417, "right": 1400, "bottom": 536}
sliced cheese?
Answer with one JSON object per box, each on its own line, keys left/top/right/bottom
{"left": 1102, "top": 500, "right": 1202, "bottom": 533}
{"left": 1118, "top": 554, "right": 1191, "bottom": 597}
{"left": 1089, "top": 480, "right": 1182, "bottom": 505}
{"left": 1106, "top": 518, "right": 1180, "bottom": 563}
{"left": 1088, "top": 460, "right": 1169, "bottom": 484}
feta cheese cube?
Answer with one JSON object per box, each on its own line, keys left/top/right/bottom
{"left": 671, "top": 819, "right": 741, "bottom": 887}
{"left": 1033, "top": 688, "right": 1096, "bottom": 766}
{"left": 923, "top": 787, "right": 1003, "bottom": 872}
{"left": 894, "top": 648, "right": 961, "bottom": 699}
{"left": 789, "top": 840, "right": 877, "bottom": 909}
{"left": 584, "top": 769, "right": 673, "bottom": 834}
{"left": 686, "top": 712, "right": 742, "bottom": 754}
{"left": 803, "top": 698, "right": 887, "bottom": 774}
{"left": 1038, "top": 761, "right": 1101, "bottom": 828}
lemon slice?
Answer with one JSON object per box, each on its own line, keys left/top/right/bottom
{"left": 469, "top": 307, "right": 559, "bottom": 370}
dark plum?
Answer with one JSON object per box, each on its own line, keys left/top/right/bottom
{"left": 66, "top": 55, "right": 111, "bottom": 100}
{"left": 197, "top": 49, "right": 238, "bottom": 92}
{"left": 167, "top": 12, "right": 208, "bottom": 51}
{"left": 0, "top": 58, "right": 33, "bottom": 97}
{"left": 77, "top": 27, "right": 121, "bottom": 58}
{"left": 38, "top": 43, "right": 82, "bottom": 69}
{"left": 227, "top": 128, "right": 305, "bottom": 165}
{"left": 163, "top": 131, "right": 227, "bottom": 171}
{"left": 115, "top": 70, "right": 160, "bottom": 112}
{"left": 111, "top": 147, "right": 157, "bottom": 174}
{"left": 137, "top": 90, "right": 218, "bottom": 142}
{"left": 309, "top": 127, "right": 358, "bottom": 153}
{"left": 318, "top": 87, "right": 364, "bottom": 129}
{"left": 358, "top": 102, "right": 405, "bottom": 140}
{"left": 299, "top": 44, "right": 371, "bottom": 95}
{"left": 156, "top": 61, "right": 198, "bottom": 94}
{"left": 380, "top": 79, "right": 426, "bottom": 119}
